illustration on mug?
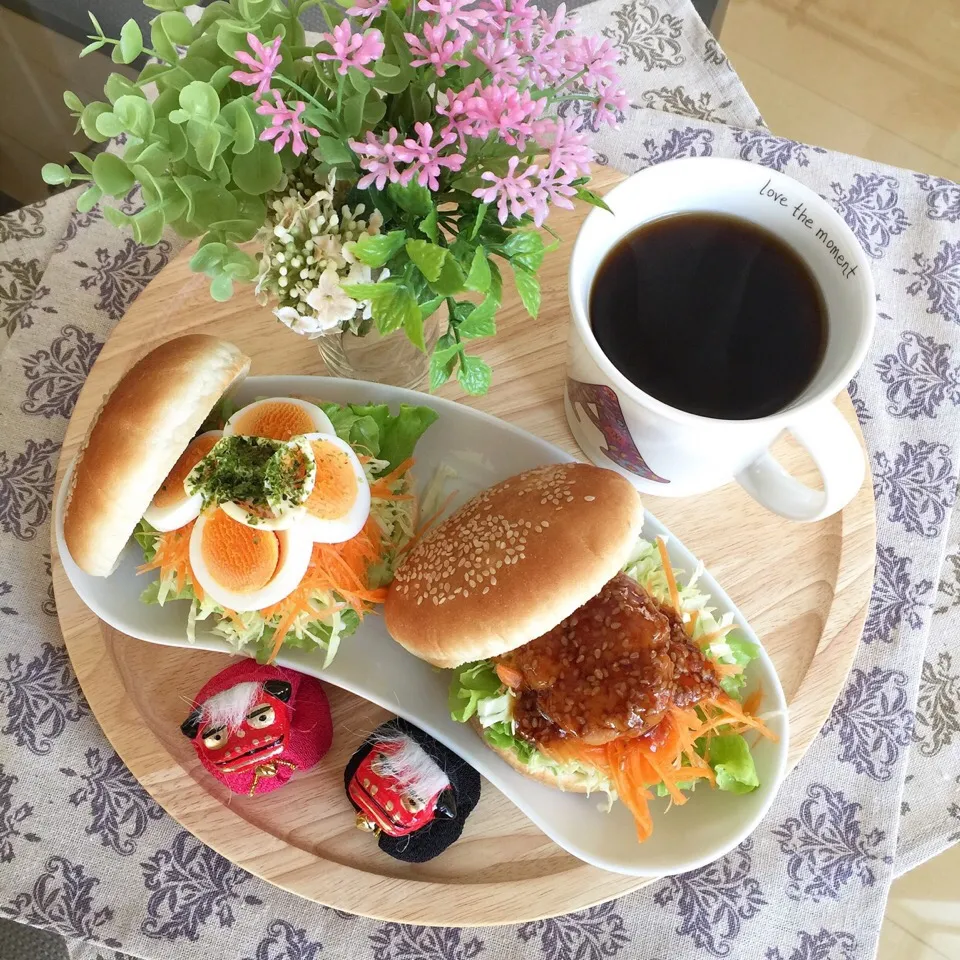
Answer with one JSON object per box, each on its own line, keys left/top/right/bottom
{"left": 566, "top": 377, "right": 669, "bottom": 483}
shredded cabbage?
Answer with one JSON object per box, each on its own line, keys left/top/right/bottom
{"left": 447, "top": 538, "right": 764, "bottom": 799}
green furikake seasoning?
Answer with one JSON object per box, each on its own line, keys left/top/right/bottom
{"left": 186, "top": 435, "right": 282, "bottom": 508}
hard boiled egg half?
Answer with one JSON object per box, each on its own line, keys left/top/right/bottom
{"left": 299, "top": 432, "right": 371, "bottom": 543}
{"left": 225, "top": 397, "right": 334, "bottom": 442}
{"left": 189, "top": 509, "right": 313, "bottom": 612}
{"left": 143, "top": 431, "right": 222, "bottom": 532}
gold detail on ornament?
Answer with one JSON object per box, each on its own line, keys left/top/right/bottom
{"left": 248, "top": 758, "right": 296, "bottom": 796}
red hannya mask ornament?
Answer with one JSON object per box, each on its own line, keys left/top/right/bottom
{"left": 182, "top": 661, "right": 332, "bottom": 797}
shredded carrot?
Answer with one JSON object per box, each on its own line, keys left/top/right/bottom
{"left": 742, "top": 688, "right": 764, "bottom": 716}
{"left": 713, "top": 661, "right": 745, "bottom": 678}
{"left": 696, "top": 623, "right": 739, "bottom": 649}
{"left": 656, "top": 536, "right": 682, "bottom": 614}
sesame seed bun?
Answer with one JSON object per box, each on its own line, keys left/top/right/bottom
{"left": 63, "top": 335, "right": 250, "bottom": 577}
{"left": 385, "top": 463, "right": 644, "bottom": 668}
{"left": 469, "top": 717, "right": 593, "bottom": 793}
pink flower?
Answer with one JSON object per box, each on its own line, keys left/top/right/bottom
{"left": 347, "top": 0, "right": 390, "bottom": 25}
{"left": 568, "top": 36, "right": 621, "bottom": 89}
{"left": 464, "top": 81, "right": 545, "bottom": 148}
{"left": 544, "top": 116, "right": 594, "bottom": 178}
{"left": 316, "top": 22, "right": 385, "bottom": 77}
{"left": 404, "top": 23, "right": 467, "bottom": 77}
{"left": 530, "top": 168, "right": 576, "bottom": 223}
{"left": 436, "top": 81, "right": 481, "bottom": 150}
{"left": 595, "top": 86, "right": 629, "bottom": 125}
{"left": 349, "top": 128, "right": 406, "bottom": 190}
{"left": 257, "top": 92, "right": 319, "bottom": 156}
{"left": 473, "top": 156, "right": 539, "bottom": 223}
{"left": 473, "top": 36, "right": 522, "bottom": 80}
{"left": 418, "top": 0, "right": 480, "bottom": 38}
{"left": 477, "top": 0, "right": 537, "bottom": 35}
{"left": 395, "top": 122, "right": 466, "bottom": 190}
{"left": 229, "top": 33, "right": 282, "bottom": 99}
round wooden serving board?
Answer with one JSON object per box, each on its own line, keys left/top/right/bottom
{"left": 52, "top": 167, "right": 876, "bottom": 926}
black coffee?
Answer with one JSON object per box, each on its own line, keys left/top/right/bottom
{"left": 589, "top": 213, "right": 827, "bottom": 420}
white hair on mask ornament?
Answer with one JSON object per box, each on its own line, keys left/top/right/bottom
{"left": 200, "top": 681, "right": 263, "bottom": 730}
{"left": 370, "top": 731, "right": 450, "bottom": 797}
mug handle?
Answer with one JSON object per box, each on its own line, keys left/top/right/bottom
{"left": 734, "top": 403, "right": 865, "bottom": 522}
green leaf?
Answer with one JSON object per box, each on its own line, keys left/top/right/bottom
{"left": 150, "top": 17, "right": 179, "bottom": 62}
{"left": 41, "top": 163, "right": 71, "bottom": 186}
{"left": 190, "top": 241, "right": 227, "bottom": 273}
{"left": 158, "top": 10, "right": 195, "bottom": 44}
{"left": 221, "top": 100, "right": 256, "bottom": 155}
{"left": 313, "top": 135, "right": 353, "bottom": 166}
{"left": 418, "top": 206, "right": 438, "bottom": 243}
{"left": 709, "top": 734, "right": 760, "bottom": 794}
{"left": 80, "top": 103, "right": 111, "bottom": 142}
{"left": 348, "top": 66, "right": 371, "bottom": 95}
{"left": 208, "top": 218, "right": 258, "bottom": 242}
{"left": 179, "top": 81, "right": 220, "bottom": 121}
{"left": 240, "top": 0, "right": 274, "bottom": 20}
{"left": 429, "top": 255, "right": 465, "bottom": 296}
{"left": 387, "top": 180, "right": 431, "bottom": 217}
{"left": 343, "top": 92, "right": 366, "bottom": 137}
{"left": 131, "top": 206, "right": 166, "bottom": 245}
{"left": 94, "top": 111, "right": 125, "bottom": 140}
{"left": 76, "top": 185, "right": 103, "bottom": 214}
{"left": 353, "top": 230, "right": 406, "bottom": 268}
{"left": 575, "top": 186, "right": 613, "bottom": 214}
{"left": 118, "top": 19, "right": 144, "bottom": 64}
{"left": 371, "top": 58, "right": 409, "bottom": 94}
{"left": 189, "top": 120, "right": 222, "bottom": 171}
{"left": 458, "top": 298, "right": 496, "bottom": 339}
{"left": 341, "top": 282, "right": 419, "bottom": 336}
{"left": 221, "top": 245, "right": 258, "bottom": 279}
{"left": 404, "top": 309, "right": 426, "bottom": 352}
{"left": 70, "top": 152, "right": 95, "bottom": 174}
{"left": 105, "top": 72, "right": 143, "bottom": 104}
{"left": 231, "top": 141, "right": 283, "bottom": 195}
{"left": 464, "top": 246, "right": 491, "bottom": 293}
{"left": 63, "top": 90, "right": 84, "bottom": 112}
{"left": 215, "top": 19, "right": 251, "bottom": 57}
{"left": 143, "top": 0, "right": 193, "bottom": 10}
{"left": 80, "top": 39, "right": 106, "bottom": 57}
{"left": 457, "top": 355, "right": 492, "bottom": 396}
{"left": 419, "top": 295, "right": 444, "bottom": 321}
{"left": 209, "top": 64, "right": 235, "bottom": 92}
{"left": 429, "top": 350, "right": 459, "bottom": 390}
{"left": 362, "top": 96, "right": 386, "bottom": 126}
{"left": 179, "top": 179, "right": 237, "bottom": 229}
{"left": 104, "top": 206, "right": 134, "bottom": 229}
{"left": 405, "top": 239, "right": 447, "bottom": 283}
{"left": 92, "top": 152, "right": 134, "bottom": 197}
{"left": 210, "top": 273, "right": 234, "bottom": 301}
{"left": 132, "top": 142, "right": 172, "bottom": 176}
{"left": 502, "top": 230, "right": 544, "bottom": 273}
{"left": 512, "top": 265, "right": 540, "bottom": 318}
{"left": 114, "top": 95, "right": 155, "bottom": 138}
{"left": 469, "top": 202, "right": 488, "bottom": 240}
{"left": 87, "top": 11, "right": 105, "bottom": 36}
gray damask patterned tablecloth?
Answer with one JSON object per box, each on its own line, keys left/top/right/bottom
{"left": 1, "top": 2, "right": 959, "bottom": 959}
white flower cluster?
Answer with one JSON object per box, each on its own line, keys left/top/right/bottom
{"left": 255, "top": 171, "right": 384, "bottom": 337}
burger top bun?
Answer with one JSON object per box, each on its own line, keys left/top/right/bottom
{"left": 385, "top": 462, "right": 644, "bottom": 668}
{"left": 63, "top": 335, "right": 250, "bottom": 577}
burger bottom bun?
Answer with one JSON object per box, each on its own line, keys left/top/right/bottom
{"left": 469, "top": 716, "right": 592, "bottom": 794}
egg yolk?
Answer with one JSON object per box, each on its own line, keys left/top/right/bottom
{"left": 231, "top": 402, "right": 315, "bottom": 441}
{"left": 200, "top": 510, "right": 280, "bottom": 594}
{"left": 305, "top": 441, "right": 358, "bottom": 520}
{"left": 153, "top": 434, "right": 220, "bottom": 509}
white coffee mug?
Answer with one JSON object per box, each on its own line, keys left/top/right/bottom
{"left": 565, "top": 157, "right": 873, "bottom": 522}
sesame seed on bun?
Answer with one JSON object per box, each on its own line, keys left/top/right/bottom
{"left": 384, "top": 463, "right": 644, "bottom": 668}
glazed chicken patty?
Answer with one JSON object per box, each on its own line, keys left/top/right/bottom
{"left": 495, "top": 573, "right": 720, "bottom": 746}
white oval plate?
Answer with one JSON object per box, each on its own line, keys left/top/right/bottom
{"left": 56, "top": 375, "right": 789, "bottom": 877}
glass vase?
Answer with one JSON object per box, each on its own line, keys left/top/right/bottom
{"left": 315, "top": 312, "right": 442, "bottom": 391}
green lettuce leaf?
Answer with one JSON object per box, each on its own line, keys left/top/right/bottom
{"left": 134, "top": 518, "right": 161, "bottom": 563}
{"left": 448, "top": 659, "right": 503, "bottom": 722}
{"left": 707, "top": 634, "right": 761, "bottom": 697}
{"left": 483, "top": 720, "right": 537, "bottom": 764}
{"left": 709, "top": 734, "right": 760, "bottom": 793}
{"left": 320, "top": 401, "right": 438, "bottom": 473}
